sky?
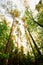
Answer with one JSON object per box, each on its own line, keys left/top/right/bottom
{"left": 0, "top": 0, "right": 39, "bottom": 13}
{"left": 0, "top": 0, "right": 40, "bottom": 27}
{"left": 0, "top": 0, "right": 40, "bottom": 54}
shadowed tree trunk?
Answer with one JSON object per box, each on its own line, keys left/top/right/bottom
{"left": 23, "top": 20, "right": 41, "bottom": 56}
{"left": 3, "top": 16, "right": 15, "bottom": 65}
{"left": 3, "top": 9, "right": 20, "bottom": 65}
{"left": 28, "top": 31, "right": 41, "bottom": 55}
{"left": 25, "top": 21, "right": 41, "bottom": 55}
{"left": 25, "top": 28, "right": 42, "bottom": 65}
{"left": 25, "top": 29, "right": 36, "bottom": 57}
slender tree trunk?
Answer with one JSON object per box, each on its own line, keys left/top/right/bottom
{"left": 25, "top": 29, "right": 36, "bottom": 56}
{"left": 3, "top": 16, "right": 15, "bottom": 65}
{"left": 23, "top": 18, "right": 42, "bottom": 65}
{"left": 25, "top": 27, "right": 41, "bottom": 55}
{"left": 23, "top": 19, "right": 41, "bottom": 55}
{"left": 28, "top": 31, "right": 41, "bottom": 55}
{"left": 25, "top": 29, "right": 41, "bottom": 65}
{"left": 25, "top": 29, "right": 42, "bottom": 65}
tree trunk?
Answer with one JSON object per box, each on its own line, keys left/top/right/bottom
{"left": 25, "top": 27, "right": 41, "bottom": 55}
{"left": 25, "top": 29, "right": 36, "bottom": 56}
{"left": 28, "top": 31, "right": 41, "bottom": 55}
{"left": 3, "top": 17, "right": 15, "bottom": 65}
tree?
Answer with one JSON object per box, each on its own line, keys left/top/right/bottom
{"left": 0, "top": 0, "right": 43, "bottom": 65}
{"left": 3, "top": 9, "right": 20, "bottom": 65}
{"left": 22, "top": 8, "right": 41, "bottom": 54}
{"left": 0, "top": 18, "right": 14, "bottom": 65}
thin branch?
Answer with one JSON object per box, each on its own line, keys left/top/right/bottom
{"left": 33, "top": 19, "right": 43, "bottom": 27}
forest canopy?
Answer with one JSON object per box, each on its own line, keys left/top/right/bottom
{"left": 0, "top": 0, "right": 43, "bottom": 65}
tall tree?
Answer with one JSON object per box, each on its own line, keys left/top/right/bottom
{"left": 22, "top": 8, "right": 41, "bottom": 56}
{"left": 3, "top": 9, "right": 20, "bottom": 65}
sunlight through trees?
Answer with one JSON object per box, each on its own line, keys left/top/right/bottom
{"left": 0, "top": 0, "right": 43, "bottom": 65}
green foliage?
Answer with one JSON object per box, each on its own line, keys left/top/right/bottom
{"left": 24, "top": 8, "right": 43, "bottom": 45}
{"left": 0, "top": 19, "right": 14, "bottom": 59}
{"left": 36, "top": 4, "right": 43, "bottom": 11}
{"left": 0, "top": 19, "right": 9, "bottom": 52}
{"left": 27, "top": 19, "right": 37, "bottom": 32}
{"left": 0, "top": 1, "right": 43, "bottom": 65}
{"left": 37, "top": 12, "right": 43, "bottom": 26}
{"left": 25, "top": 9, "right": 38, "bottom": 32}
{"left": 24, "top": 8, "right": 43, "bottom": 58}
{"left": 0, "top": 52, "right": 9, "bottom": 59}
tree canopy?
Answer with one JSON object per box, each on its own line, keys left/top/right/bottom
{"left": 0, "top": 0, "right": 43, "bottom": 65}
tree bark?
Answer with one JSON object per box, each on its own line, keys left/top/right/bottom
{"left": 25, "top": 26, "right": 41, "bottom": 55}
{"left": 28, "top": 31, "right": 41, "bottom": 55}
{"left": 25, "top": 29, "right": 36, "bottom": 56}
{"left": 3, "top": 16, "right": 15, "bottom": 65}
